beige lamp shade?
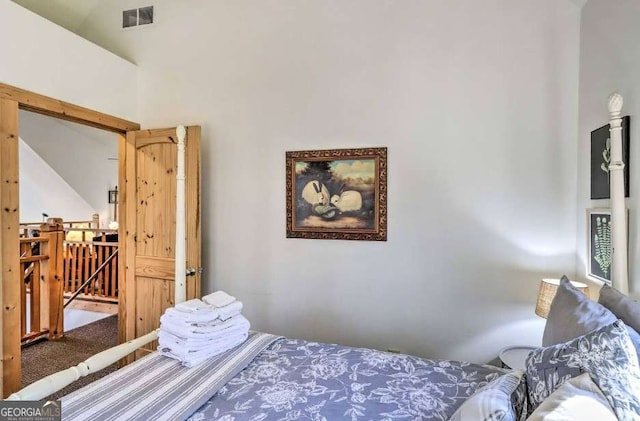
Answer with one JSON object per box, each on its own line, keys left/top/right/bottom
{"left": 535, "top": 278, "right": 589, "bottom": 318}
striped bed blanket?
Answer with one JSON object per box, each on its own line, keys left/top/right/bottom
{"left": 61, "top": 331, "right": 281, "bottom": 421}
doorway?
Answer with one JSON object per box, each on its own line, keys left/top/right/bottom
{"left": 0, "top": 82, "right": 140, "bottom": 397}
{"left": 18, "top": 109, "right": 121, "bottom": 395}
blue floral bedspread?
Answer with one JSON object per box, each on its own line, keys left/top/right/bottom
{"left": 188, "top": 338, "right": 509, "bottom": 420}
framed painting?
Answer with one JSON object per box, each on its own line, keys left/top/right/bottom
{"left": 587, "top": 209, "right": 611, "bottom": 283}
{"left": 590, "top": 116, "right": 630, "bottom": 199}
{"left": 586, "top": 208, "right": 630, "bottom": 284}
{"left": 286, "top": 147, "right": 387, "bottom": 241}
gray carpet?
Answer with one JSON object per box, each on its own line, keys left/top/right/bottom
{"left": 21, "top": 315, "right": 118, "bottom": 400}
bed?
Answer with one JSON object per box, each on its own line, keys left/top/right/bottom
{"left": 57, "top": 332, "right": 522, "bottom": 420}
{"left": 190, "top": 337, "right": 511, "bottom": 420}
{"left": 7, "top": 98, "right": 640, "bottom": 420}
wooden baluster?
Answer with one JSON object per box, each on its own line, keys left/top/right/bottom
{"left": 111, "top": 245, "right": 118, "bottom": 299}
{"left": 71, "top": 244, "right": 78, "bottom": 294}
{"left": 84, "top": 243, "right": 90, "bottom": 296}
{"left": 22, "top": 243, "right": 33, "bottom": 338}
{"left": 98, "top": 240, "right": 104, "bottom": 297}
{"left": 20, "top": 262, "right": 27, "bottom": 338}
{"left": 102, "top": 244, "right": 107, "bottom": 298}
{"left": 91, "top": 241, "right": 97, "bottom": 297}
{"left": 77, "top": 244, "right": 82, "bottom": 294}
{"left": 40, "top": 218, "right": 64, "bottom": 339}
{"left": 101, "top": 234, "right": 107, "bottom": 297}
{"left": 39, "top": 238, "right": 50, "bottom": 338}
{"left": 63, "top": 242, "right": 70, "bottom": 295}
{"left": 31, "top": 261, "right": 41, "bottom": 334}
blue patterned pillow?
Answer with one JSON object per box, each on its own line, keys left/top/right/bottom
{"left": 525, "top": 320, "right": 640, "bottom": 419}
{"left": 449, "top": 370, "right": 525, "bottom": 421}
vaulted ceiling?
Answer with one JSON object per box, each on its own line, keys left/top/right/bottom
{"left": 11, "top": 0, "right": 101, "bottom": 33}
{"left": 12, "top": 0, "right": 589, "bottom": 37}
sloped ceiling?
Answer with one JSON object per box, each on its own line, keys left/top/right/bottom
{"left": 570, "top": 0, "right": 588, "bottom": 7}
{"left": 11, "top": 0, "right": 102, "bottom": 33}
{"left": 12, "top": 0, "right": 588, "bottom": 36}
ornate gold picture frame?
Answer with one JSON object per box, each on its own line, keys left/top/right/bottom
{"left": 286, "top": 147, "right": 387, "bottom": 241}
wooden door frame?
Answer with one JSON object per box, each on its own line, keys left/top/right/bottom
{"left": 0, "top": 82, "right": 139, "bottom": 397}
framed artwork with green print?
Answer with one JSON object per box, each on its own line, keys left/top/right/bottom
{"left": 590, "top": 116, "right": 630, "bottom": 199}
{"left": 587, "top": 208, "right": 627, "bottom": 283}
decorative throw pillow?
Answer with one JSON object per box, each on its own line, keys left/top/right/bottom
{"left": 527, "top": 373, "right": 616, "bottom": 421}
{"left": 449, "top": 370, "right": 525, "bottom": 421}
{"left": 598, "top": 284, "right": 640, "bottom": 358}
{"left": 542, "top": 275, "right": 616, "bottom": 346}
{"left": 598, "top": 285, "right": 640, "bottom": 332}
{"left": 526, "top": 320, "right": 640, "bottom": 419}
{"left": 624, "top": 326, "right": 640, "bottom": 361}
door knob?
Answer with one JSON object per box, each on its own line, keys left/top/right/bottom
{"left": 186, "top": 267, "right": 203, "bottom": 276}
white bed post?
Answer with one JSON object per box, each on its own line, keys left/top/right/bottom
{"left": 608, "top": 93, "right": 629, "bottom": 294}
{"left": 175, "top": 125, "right": 187, "bottom": 304}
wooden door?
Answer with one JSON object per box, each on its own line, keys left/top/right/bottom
{"left": 119, "top": 127, "right": 201, "bottom": 359}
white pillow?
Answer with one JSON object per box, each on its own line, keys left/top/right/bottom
{"left": 527, "top": 373, "right": 616, "bottom": 421}
{"left": 449, "top": 370, "right": 524, "bottom": 421}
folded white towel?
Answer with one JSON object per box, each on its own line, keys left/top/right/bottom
{"left": 181, "top": 333, "right": 248, "bottom": 368}
{"left": 218, "top": 301, "right": 243, "bottom": 321}
{"left": 158, "top": 329, "right": 249, "bottom": 355}
{"left": 161, "top": 310, "right": 222, "bottom": 327}
{"left": 158, "top": 319, "right": 249, "bottom": 348}
{"left": 158, "top": 332, "right": 248, "bottom": 367}
{"left": 175, "top": 298, "right": 212, "bottom": 313}
{"left": 159, "top": 329, "right": 243, "bottom": 355}
{"left": 202, "top": 291, "right": 236, "bottom": 308}
{"left": 160, "top": 314, "right": 250, "bottom": 339}
{"left": 158, "top": 333, "right": 211, "bottom": 352}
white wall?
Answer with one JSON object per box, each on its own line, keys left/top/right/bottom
{"left": 78, "top": 0, "right": 581, "bottom": 362}
{"left": 0, "top": 1, "right": 137, "bottom": 121}
{"left": 577, "top": 0, "right": 640, "bottom": 294}
{"left": 18, "top": 139, "right": 95, "bottom": 223}
{"left": 19, "top": 111, "right": 119, "bottom": 226}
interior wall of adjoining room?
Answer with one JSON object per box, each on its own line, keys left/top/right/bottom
{"left": 74, "top": 0, "right": 582, "bottom": 363}
{"left": 577, "top": 0, "right": 640, "bottom": 295}
{"left": 18, "top": 138, "right": 95, "bottom": 224}
{"left": 18, "top": 111, "right": 118, "bottom": 227}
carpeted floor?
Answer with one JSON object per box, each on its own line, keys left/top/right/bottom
{"left": 21, "top": 315, "right": 118, "bottom": 400}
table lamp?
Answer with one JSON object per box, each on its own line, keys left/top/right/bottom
{"left": 535, "top": 278, "right": 589, "bottom": 318}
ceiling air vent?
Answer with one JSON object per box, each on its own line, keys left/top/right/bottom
{"left": 122, "top": 6, "right": 154, "bottom": 29}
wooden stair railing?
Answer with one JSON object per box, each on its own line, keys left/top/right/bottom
{"left": 63, "top": 229, "right": 118, "bottom": 303}
{"left": 20, "top": 238, "right": 47, "bottom": 343}
{"left": 19, "top": 214, "right": 99, "bottom": 238}
{"left": 64, "top": 249, "right": 118, "bottom": 308}
{"left": 19, "top": 218, "right": 65, "bottom": 346}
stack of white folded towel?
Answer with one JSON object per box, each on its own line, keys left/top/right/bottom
{"left": 158, "top": 291, "right": 249, "bottom": 367}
